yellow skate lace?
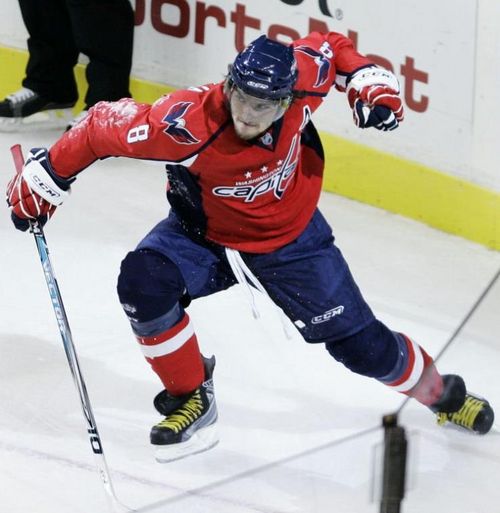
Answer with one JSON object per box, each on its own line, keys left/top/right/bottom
{"left": 437, "top": 395, "right": 485, "bottom": 429}
{"left": 155, "top": 390, "right": 203, "bottom": 434}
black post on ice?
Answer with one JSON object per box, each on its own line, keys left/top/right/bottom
{"left": 380, "top": 414, "right": 407, "bottom": 513}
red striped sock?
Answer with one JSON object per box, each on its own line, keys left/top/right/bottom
{"left": 386, "top": 335, "right": 444, "bottom": 406}
{"left": 136, "top": 313, "right": 204, "bottom": 395}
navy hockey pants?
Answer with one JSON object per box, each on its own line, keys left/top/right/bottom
{"left": 118, "top": 209, "right": 400, "bottom": 379}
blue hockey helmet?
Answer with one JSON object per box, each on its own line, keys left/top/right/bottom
{"left": 229, "top": 35, "right": 297, "bottom": 101}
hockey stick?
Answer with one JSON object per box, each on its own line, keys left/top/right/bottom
{"left": 10, "top": 144, "right": 133, "bottom": 513}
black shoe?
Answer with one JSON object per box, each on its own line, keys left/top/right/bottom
{"left": 0, "top": 88, "right": 75, "bottom": 131}
{"left": 151, "top": 355, "right": 218, "bottom": 462}
{"left": 431, "top": 375, "right": 494, "bottom": 434}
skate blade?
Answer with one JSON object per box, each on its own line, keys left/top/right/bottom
{"left": 0, "top": 108, "right": 74, "bottom": 132}
{"left": 154, "top": 424, "right": 219, "bottom": 463}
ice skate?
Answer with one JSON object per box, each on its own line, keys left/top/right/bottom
{"left": 0, "top": 88, "right": 75, "bottom": 132}
{"left": 151, "top": 355, "right": 218, "bottom": 462}
{"left": 431, "top": 375, "right": 494, "bottom": 434}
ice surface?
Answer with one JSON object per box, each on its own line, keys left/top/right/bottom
{"left": 1, "top": 130, "right": 499, "bottom": 513}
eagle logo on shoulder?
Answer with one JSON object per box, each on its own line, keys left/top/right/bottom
{"left": 162, "top": 102, "right": 200, "bottom": 145}
{"left": 294, "top": 45, "right": 331, "bottom": 88}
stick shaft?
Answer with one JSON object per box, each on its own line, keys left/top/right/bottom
{"left": 10, "top": 144, "right": 131, "bottom": 512}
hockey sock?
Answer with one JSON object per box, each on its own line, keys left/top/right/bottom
{"left": 136, "top": 312, "right": 204, "bottom": 395}
{"left": 380, "top": 333, "right": 444, "bottom": 406}
{"left": 405, "top": 361, "right": 443, "bottom": 406}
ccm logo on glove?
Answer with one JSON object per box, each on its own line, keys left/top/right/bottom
{"left": 30, "top": 174, "right": 64, "bottom": 201}
{"left": 6, "top": 148, "right": 74, "bottom": 231}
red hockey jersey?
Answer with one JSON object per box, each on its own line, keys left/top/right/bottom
{"left": 50, "top": 32, "right": 372, "bottom": 253}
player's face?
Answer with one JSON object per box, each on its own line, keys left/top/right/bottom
{"left": 229, "top": 87, "right": 282, "bottom": 140}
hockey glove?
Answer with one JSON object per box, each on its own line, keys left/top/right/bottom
{"left": 6, "top": 148, "right": 74, "bottom": 231}
{"left": 347, "top": 66, "right": 404, "bottom": 131}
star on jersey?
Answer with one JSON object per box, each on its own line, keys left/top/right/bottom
{"left": 295, "top": 45, "right": 331, "bottom": 88}
{"left": 162, "top": 102, "right": 200, "bottom": 145}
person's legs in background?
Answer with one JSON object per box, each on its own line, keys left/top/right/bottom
{"left": 65, "top": 0, "right": 134, "bottom": 109}
{"left": 0, "top": 0, "right": 79, "bottom": 129}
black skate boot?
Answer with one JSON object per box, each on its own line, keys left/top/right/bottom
{"left": 151, "top": 355, "right": 218, "bottom": 462}
{"left": 430, "top": 375, "right": 494, "bottom": 435}
{"left": 0, "top": 88, "right": 75, "bottom": 132}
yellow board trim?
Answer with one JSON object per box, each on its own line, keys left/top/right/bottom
{"left": 322, "top": 135, "right": 500, "bottom": 250}
{"left": 1, "top": 45, "right": 499, "bottom": 250}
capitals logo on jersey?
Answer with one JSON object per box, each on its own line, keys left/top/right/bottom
{"left": 212, "top": 135, "right": 300, "bottom": 203}
{"left": 162, "top": 102, "right": 200, "bottom": 145}
{"left": 295, "top": 44, "right": 332, "bottom": 88}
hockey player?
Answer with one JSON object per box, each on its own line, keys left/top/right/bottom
{"left": 6, "top": 32, "right": 494, "bottom": 462}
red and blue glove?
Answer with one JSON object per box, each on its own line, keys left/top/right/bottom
{"left": 6, "top": 148, "right": 74, "bottom": 231}
{"left": 347, "top": 66, "right": 404, "bottom": 131}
